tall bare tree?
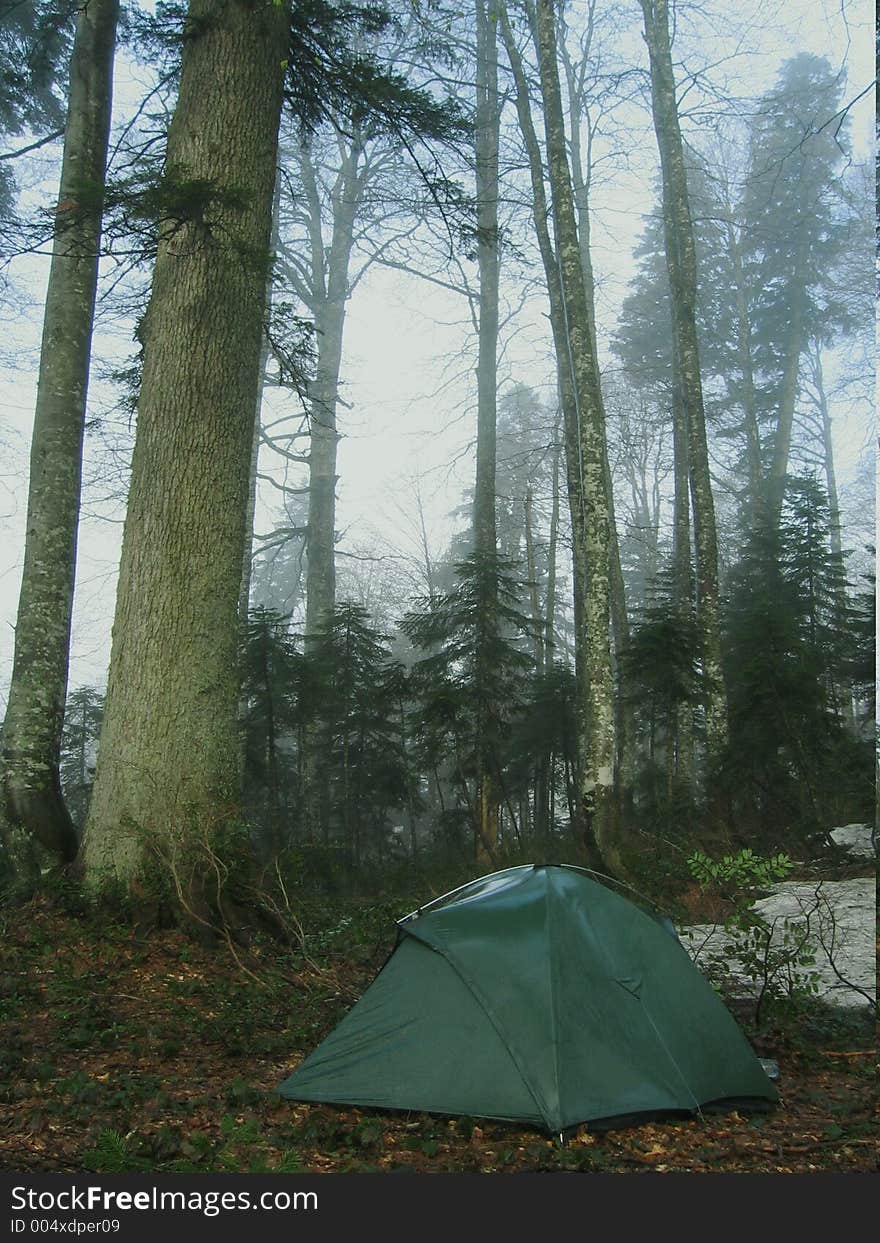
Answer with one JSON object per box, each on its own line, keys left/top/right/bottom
{"left": 639, "top": 0, "right": 728, "bottom": 768}
{"left": 471, "top": 0, "right": 502, "bottom": 864}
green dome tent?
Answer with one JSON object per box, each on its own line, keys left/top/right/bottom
{"left": 278, "top": 865, "right": 777, "bottom": 1132}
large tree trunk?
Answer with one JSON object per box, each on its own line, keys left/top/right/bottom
{"left": 532, "top": 0, "right": 617, "bottom": 869}
{"left": 83, "top": 0, "right": 289, "bottom": 904}
{"left": 473, "top": 0, "right": 501, "bottom": 867}
{"left": 2, "top": 0, "right": 118, "bottom": 868}
{"left": 640, "top": 0, "right": 728, "bottom": 771}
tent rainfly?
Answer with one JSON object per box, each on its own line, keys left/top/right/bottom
{"left": 278, "top": 865, "right": 777, "bottom": 1132}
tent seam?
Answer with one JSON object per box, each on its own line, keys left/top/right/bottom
{"left": 545, "top": 867, "right": 563, "bottom": 1132}
{"left": 402, "top": 920, "right": 555, "bottom": 1130}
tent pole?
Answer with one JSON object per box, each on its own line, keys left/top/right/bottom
{"left": 398, "top": 865, "right": 535, "bottom": 924}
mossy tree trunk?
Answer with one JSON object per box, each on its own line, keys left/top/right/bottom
{"left": 557, "top": 20, "right": 634, "bottom": 800}
{"left": 532, "top": 0, "right": 618, "bottom": 870}
{"left": 83, "top": 0, "right": 290, "bottom": 909}
{"left": 500, "top": 1, "right": 607, "bottom": 865}
{"left": 2, "top": 0, "right": 118, "bottom": 871}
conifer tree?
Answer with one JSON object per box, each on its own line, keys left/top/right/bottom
{"left": 724, "top": 480, "right": 868, "bottom": 835}
{"left": 59, "top": 686, "right": 104, "bottom": 831}
{"left": 402, "top": 555, "right": 534, "bottom": 858}
{"left": 741, "top": 55, "right": 851, "bottom": 517}
{"left": 240, "top": 607, "right": 302, "bottom": 859}
{"left": 308, "top": 603, "right": 411, "bottom": 866}
{"left": 622, "top": 570, "right": 701, "bottom": 805}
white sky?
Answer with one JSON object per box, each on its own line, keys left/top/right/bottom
{"left": 0, "top": 0, "right": 874, "bottom": 700}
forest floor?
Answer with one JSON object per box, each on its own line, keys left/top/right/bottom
{"left": 0, "top": 890, "right": 876, "bottom": 1176}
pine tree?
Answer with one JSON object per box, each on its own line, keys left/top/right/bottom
{"left": 308, "top": 603, "right": 411, "bottom": 867}
{"left": 723, "top": 480, "right": 869, "bottom": 837}
{"left": 240, "top": 608, "right": 302, "bottom": 860}
{"left": 740, "top": 54, "right": 852, "bottom": 515}
{"left": 59, "top": 685, "right": 104, "bottom": 830}
{"left": 0, "top": 0, "right": 73, "bottom": 222}
{"left": 402, "top": 554, "right": 534, "bottom": 860}
{"left": 505, "top": 661, "right": 578, "bottom": 842}
{"left": 622, "top": 570, "right": 701, "bottom": 805}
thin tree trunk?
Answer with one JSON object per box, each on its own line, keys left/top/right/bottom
{"left": 769, "top": 246, "right": 807, "bottom": 522}
{"left": 498, "top": 5, "right": 584, "bottom": 663}
{"left": 671, "top": 351, "right": 694, "bottom": 784}
{"left": 544, "top": 423, "right": 561, "bottom": 669}
{"left": 726, "top": 214, "right": 763, "bottom": 502}
{"left": 298, "top": 132, "right": 362, "bottom": 842}
{"left": 809, "top": 343, "right": 854, "bottom": 728}
{"left": 525, "top": 485, "right": 549, "bottom": 838}
{"left": 810, "top": 346, "right": 842, "bottom": 558}
{"left": 640, "top": 0, "right": 728, "bottom": 771}
{"left": 2, "top": 0, "right": 118, "bottom": 866}
{"left": 473, "top": 0, "right": 501, "bottom": 867}
{"left": 302, "top": 135, "right": 362, "bottom": 645}
{"left": 523, "top": 487, "right": 545, "bottom": 668}
{"left": 83, "top": 0, "right": 290, "bottom": 903}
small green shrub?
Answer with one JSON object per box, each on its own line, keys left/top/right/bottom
{"left": 687, "top": 848, "right": 793, "bottom": 896}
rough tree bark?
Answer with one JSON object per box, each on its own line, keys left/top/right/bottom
{"left": 640, "top": 0, "right": 728, "bottom": 770}
{"left": 2, "top": 0, "right": 118, "bottom": 869}
{"left": 83, "top": 0, "right": 290, "bottom": 903}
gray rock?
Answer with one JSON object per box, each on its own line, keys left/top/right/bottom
{"left": 829, "top": 824, "right": 876, "bottom": 859}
